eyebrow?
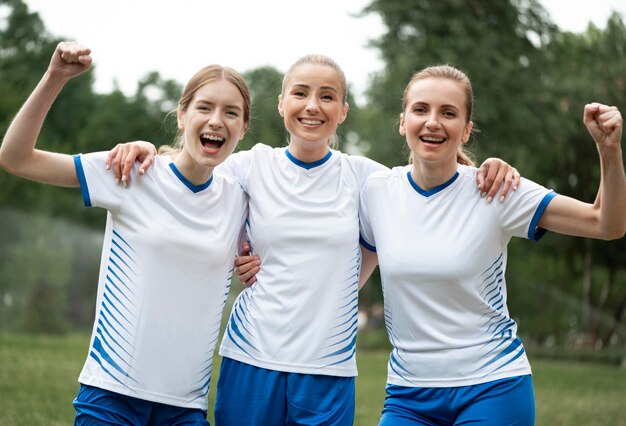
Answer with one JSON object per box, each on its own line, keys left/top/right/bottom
{"left": 410, "top": 101, "right": 461, "bottom": 110}
{"left": 291, "top": 83, "right": 339, "bottom": 93}
{"left": 196, "top": 100, "right": 243, "bottom": 111}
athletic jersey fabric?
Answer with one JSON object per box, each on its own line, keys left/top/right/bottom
{"left": 218, "top": 143, "right": 386, "bottom": 377}
{"left": 74, "top": 152, "right": 247, "bottom": 409}
{"left": 359, "top": 164, "right": 556, "bottom": 388}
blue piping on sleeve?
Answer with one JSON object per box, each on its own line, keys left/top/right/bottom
{"left": 360, "top": 235, "right": 376, "bottom": 252}
{"left": 528, "top": 191, "right": 557, "bottom": 241}
{"left": 73, "top": 154, "right": 92, "bottom": 207}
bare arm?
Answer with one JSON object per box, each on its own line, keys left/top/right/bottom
{"left": 0, "top": 42, "right": 92, "bottom": 186}
{"left": 359, "top": 245, "right": 379, "bottom": 290}
{"left": 538, "top": 103, "right": 626, "bottom": 240}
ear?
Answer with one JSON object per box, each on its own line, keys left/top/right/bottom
{"left": 399, "top": 113, "right": 406, "bottom": 136}
{"left": 240, "top": 121, "right": 250, "bottom": 140}
{"left": 462, "top": 121, "right": 473, "bottom": 144}
{"left": 277, "top": 94, "right": 284, "bottom": 117}
{"left": 177, "top": 107, "right": 184, "bottom": 130}
{"left": 338, "top": 102, "right": 349, "bottom": 124}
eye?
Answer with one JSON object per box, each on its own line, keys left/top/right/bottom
{"left": 226, "top": 110, "right": 240, "bottom": 117}
{"left": 413, "top": 106, "right": 427, "bottom": 114}
{"left": 443, "top": 110, "right": 457, "bottom": 118}
{"left": 293, "top": 91, "right": 306, "bottom": 98}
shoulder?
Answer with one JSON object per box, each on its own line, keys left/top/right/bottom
{"left": 363, "top": 165, "right": 406, "bottom": 189}
{"left": 341, "top": 152, "right": 389, "bottom": 182}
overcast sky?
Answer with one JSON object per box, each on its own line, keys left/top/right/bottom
{"left": 9, "top": 0, "right": 626, "bottom": 103}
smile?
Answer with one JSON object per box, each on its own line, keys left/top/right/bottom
{"left": 299, "top": 118, "right": 324, "bottom": 126}
{"left": 420, "top": 135, "right": 446, "bottom": 144}
{"left": 200, "top": 133, "right": 225, "bottom": 150}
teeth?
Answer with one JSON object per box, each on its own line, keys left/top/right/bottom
{"left": 301, "top": 119, "right": 323, "bottom": 125}
{"left": 421, "top": 136, "right": 444, "bottom": 143}
{"left": 201, "top": 134, "right": 225, "bottom": 142}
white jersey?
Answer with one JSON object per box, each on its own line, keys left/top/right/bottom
{"left": 359, "top": 164, "right": 556, "bottom": 388}
{"left": 74, "top": 152, "right": 247, "bottom": 409}
{"left": 218, "top": 143, "right": 386, "bottom": 377}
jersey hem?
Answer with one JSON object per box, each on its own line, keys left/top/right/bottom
{"left": 218, "top": 350, "right": 358, "bottom": 378}
{"left": 386, "top": 366, "right": 532, "bottom": 388}
{"left": 78, "top": 375, "right": 208, "bottom": 410}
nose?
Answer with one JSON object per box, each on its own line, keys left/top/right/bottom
{"left": 425, "top": 113, "right": 440, "bottom": 129}
{"left": 208, "top": 111, "right": 224, "bottom": 128}
{"left": 305, "top": 97, "right": 320, "bottom": 113}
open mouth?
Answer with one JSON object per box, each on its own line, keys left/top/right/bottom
{"left": 200, "top": 133, "right": 225, "bottom": 150}
{"left": 299, "top": 118, "right": 324, "bottom": 126}
{"left": 420, "top": 135, "right": 446, "bottom": 144}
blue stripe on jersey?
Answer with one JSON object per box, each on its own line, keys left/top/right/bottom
{"left": 285, "top": 148, "right": 332, "bottom": 169}
{"left": 168, "top": 162, "right": 214, "bottom": 193}
{"left": 91, "top": 336, "right": 137, "bottom": 383}
{"left": 406, "top": 170, "right": 459, "bottom": 197}
{"left": 96, "top": 326, "right": 135, "bottom": 367}
{"left": 188, "top": 269, "right": 233, "bottom": 403}
{"left": 318, "top": 246, "right": 360, "bottom": 367}
{"left": 90, "top": 229, "right": 141, "bottom": 388}
{"left": 89, "top": 351, "right": 132, "bottom": 389}
{"left": 474, "top": 254, "right": 527, "bottom": 375}
{"left": 73, "top": 154, "right": 92, "bottom": 207}
{"left": 528, "top": 191, "right": 557, "bottom": 241}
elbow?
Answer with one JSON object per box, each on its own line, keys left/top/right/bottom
{"left": 600, "top": 224, "right": 626, "bottom": 241}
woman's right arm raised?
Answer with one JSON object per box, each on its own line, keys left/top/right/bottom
{"left": 0, "top": 41, "right": 92, "bottom": 187}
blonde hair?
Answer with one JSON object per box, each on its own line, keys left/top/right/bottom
{"left": 281, "top": 54, "right": 348, "bottom": 149}
{"left": 159, "top": 65, "right": 251, "bottom": 155}
{"left": 402, "top": 65, "right": 475, "bottom": 166}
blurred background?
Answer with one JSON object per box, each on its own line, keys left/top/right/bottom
{"left": 1, "top": 0, "right": 625, "bottom": 377}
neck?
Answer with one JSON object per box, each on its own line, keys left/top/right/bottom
{"left": 173, "top": 152, "right": 213, "bottom": 186}
{"left": 288, "top": 139, "right": 330, "bottom": 163}
{"left": 410, "top": 159, "right": 458, "bottom": 191}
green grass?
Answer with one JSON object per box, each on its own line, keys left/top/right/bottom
{"left": 1, "top": 333, "right": 625, "bottom": 425}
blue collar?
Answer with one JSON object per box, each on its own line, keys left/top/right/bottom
{"left": 406, "top": 170, "right": 459, "bottom": 197}
{"left": 285, "top": 149, "right": 332, "bottom": 170}
{"left": 169, "top": 162, "right": 213, "bottom": 193}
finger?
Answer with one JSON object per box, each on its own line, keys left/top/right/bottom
{"left": 234, "top": 256, "right": 258, "bottom": 271}
{"left": 106, "top": 145, "right": 121, "bottom": 170}
{"left": 121, "top": 149, "right": 138, "bottom": 187}
{"left": 476, "top": 165, "right": 486, "bottom": 193}
{"left": 481, "top": 164, "right": 498, "bottom": 200}
{"left": 239, "top": 266, "right": 260, "bottom": 284}
{"left": 113, "top": 148, "right": 125, "bottom": 184}
{"left": 243, "top": 276, "right": 257, "bottom": 288}
{"left": 485, "top": 167, "right": 508, "bottom": 203}
{"left": 497, "top": 173, "right": 514, "bottom": 202}
{"left": 239, "top": 241, "right": 252, "bottom": 256}
{"left": 512, "top": 168, "right": 520, "bottom": 191}
{"left": 139, "top": 156, "right": 153, "bottom": 176}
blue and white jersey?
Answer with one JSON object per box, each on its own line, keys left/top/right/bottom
{"left": 359, "top": 164, "right": 556, "bottom": 388}
{"left": 218, "top": 143, "right": 386, "bottom": 377}
{"left": 74, "top": 152, "right": 247, "bottom": 409}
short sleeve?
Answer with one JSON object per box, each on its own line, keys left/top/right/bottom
{"left": 359, "top": 177, "right": 377, "bottom": 252}
{"left": 500, "top": 177, "right": 556, "bottom": 241}
{"left": 216, "top": 148, "right": 258, "bottom": 192}
{"left": 74, "top": 151, "right": 130, "bottom": 211}
{"left": 347, "top": 155, "right": 389, "bottom": 190}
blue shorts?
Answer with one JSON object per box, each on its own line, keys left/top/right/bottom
{"left": 379, "top": 375, "right": 535, "bottom": 426}
{"left": 73, "top": 384, "right": 209, "bottom": 425}
{"left": 214, "top": 357, "right": 355, "bottom": 426}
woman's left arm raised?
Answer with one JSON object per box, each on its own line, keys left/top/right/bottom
{"left": 539, "top": 103, "right": 626, "bottom": 240}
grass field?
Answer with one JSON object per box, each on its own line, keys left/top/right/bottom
{"left": 1, "top": 332, "right": 625, "bottom": 425}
